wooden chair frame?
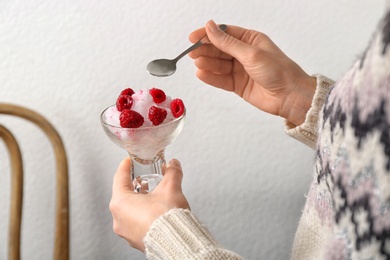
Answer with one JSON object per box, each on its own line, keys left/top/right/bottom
{"left": 0, "top": 103, "right": 69, "bottom": 260}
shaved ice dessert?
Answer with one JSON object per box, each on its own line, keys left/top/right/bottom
{"left": 101, "top": 87, "right": 185, "bottom": 161}
{"left": 104, "top": 87, "right": 185, "bottom": 128}
{"left": 100, "top": 87, "right": 186, "bottom": 192}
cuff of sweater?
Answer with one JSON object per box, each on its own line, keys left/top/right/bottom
{"left": 144, "top": 209, "right": 241, "bottom": 259}
{"left": 284, "top": 74, "right": 335, "bottom": 149}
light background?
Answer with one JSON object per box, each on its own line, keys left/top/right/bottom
{"left": 0, "top": 1, "right": 386, "bottom": 259}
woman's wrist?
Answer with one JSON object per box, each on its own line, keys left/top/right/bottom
{"left": 281, "top": 74, "right": 317, "bottom": 126}
{"left": 284, "top": 74, "right": 335, "bottom": 148}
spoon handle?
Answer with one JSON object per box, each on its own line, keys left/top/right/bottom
{"left": 174, "top": 24, "right": 227, "bottom": 62}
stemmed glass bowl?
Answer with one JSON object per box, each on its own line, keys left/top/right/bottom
{"left": 100, "top": 105, "right": 185, "bottom": 193}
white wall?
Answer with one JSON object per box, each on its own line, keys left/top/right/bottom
{"left": 0, "top": 1, "right": 385, "bottom": 259}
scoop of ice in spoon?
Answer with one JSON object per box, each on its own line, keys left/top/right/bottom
{"left": 147, "top": 24, "right": 227, "bottom": 77}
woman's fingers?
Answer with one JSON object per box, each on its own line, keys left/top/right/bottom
{"left": 196, "top": 70, "right": 235, "bottom": 92}
{"left": 189, "top": 43, "right": 232, "bottom": 60}
{"left": 156, "top": 159, "right": 184, "bottom": 192}
{"left": 194, "top": 56, "right": 233, "bottom": 75}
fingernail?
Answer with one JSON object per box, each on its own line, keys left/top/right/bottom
{"left": 207, "top": 20, "right": 220, "bottom": 33}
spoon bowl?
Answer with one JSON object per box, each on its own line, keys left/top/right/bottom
{"left": 147, "top": 59, "right": 177, "bottom": 77}
{"left": 147, "top": 24, "right": 227, "bottom": 77}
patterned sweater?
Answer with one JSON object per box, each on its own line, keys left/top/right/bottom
{"left": 144, "top": 5, "right": 390, "bottom": 260}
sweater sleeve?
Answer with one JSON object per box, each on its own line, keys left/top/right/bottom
{"left": 144, "top": 209, "right": 243, "bottom": 260}
{"left": 284, "top": 74, "right": 335, "bottom": 149}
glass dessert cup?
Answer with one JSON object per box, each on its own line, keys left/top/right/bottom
{"left": 100, "top": 105, "right": 185, "bottom": 193}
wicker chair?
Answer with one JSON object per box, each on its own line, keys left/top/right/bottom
{"left": 0, "top": 103, "right": 69, "bottom": 260}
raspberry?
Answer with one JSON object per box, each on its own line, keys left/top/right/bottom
{"left": 116, "top": 95, "right": 133, "bottom": 111}
{"left": 148, "top": 106, "right": 167, "bottom": 126}
{"left": 170, "top": 98, "right": 185, "bottom": 118}
{"left": 149, "top": 88, "right": 166, "bottom": 103}
{"left": 120, "top": 88, "right": 135, "bottom": 97}
{"left": 119, "top": 109, "right": 144, "bottom": 128}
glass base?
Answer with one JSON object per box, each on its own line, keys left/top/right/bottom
{"left": 132, "top": 174, "right": 163, "bottom": 193}
{"left": 130, "top": 150, "right": 165, "bottom": 193}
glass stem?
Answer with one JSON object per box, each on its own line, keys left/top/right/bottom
{"left": 129, "top": 150, "right": 165, "bottom": 193}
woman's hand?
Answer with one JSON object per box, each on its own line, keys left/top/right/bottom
{"left": 109, "top": 157, "right": 190, "bottom": 251}
{"left": 189, "top": 20, "right": 316, "bottom": 126}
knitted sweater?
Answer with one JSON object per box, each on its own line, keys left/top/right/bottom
{"left": 144, "top": 6, "right": 390, "bottom": 260}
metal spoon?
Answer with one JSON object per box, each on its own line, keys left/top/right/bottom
{"left": 147, "top": 24, "right": 227, "bottom": 77}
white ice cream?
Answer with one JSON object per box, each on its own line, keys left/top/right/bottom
{"left": 105, "top": 88, "right": 175, "bottom": 128}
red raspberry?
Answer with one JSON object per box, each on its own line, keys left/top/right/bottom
{"left": 148, "top": 106, "right": 167, "bottom": 126}
{"left": 116, "top": 95, "right": 133, "bottom": 111}
{"left": 149, "top": 88, "right": 166, "bottom": 103}
{"left": 170, "top": 99, "right": 185, "bottom": 118}
{"left": 120, "top": 88, "right": 135, "bottom": 97}
{"left": 119, "top": 109, "right": 144, "bottom": 128}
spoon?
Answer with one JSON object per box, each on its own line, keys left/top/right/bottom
{"left": 147, "top": 24, "right": 227, "bottom": 77}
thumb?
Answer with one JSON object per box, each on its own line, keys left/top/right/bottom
{"left": 112, "top": 157, "right": 135, "bottom": 195}
{"left": 205, "top": 20, "right": 251, "bottom": 59}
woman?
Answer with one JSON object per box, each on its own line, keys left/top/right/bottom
{"left": 109, "top": 3, "right": 390, "bottom": 259}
